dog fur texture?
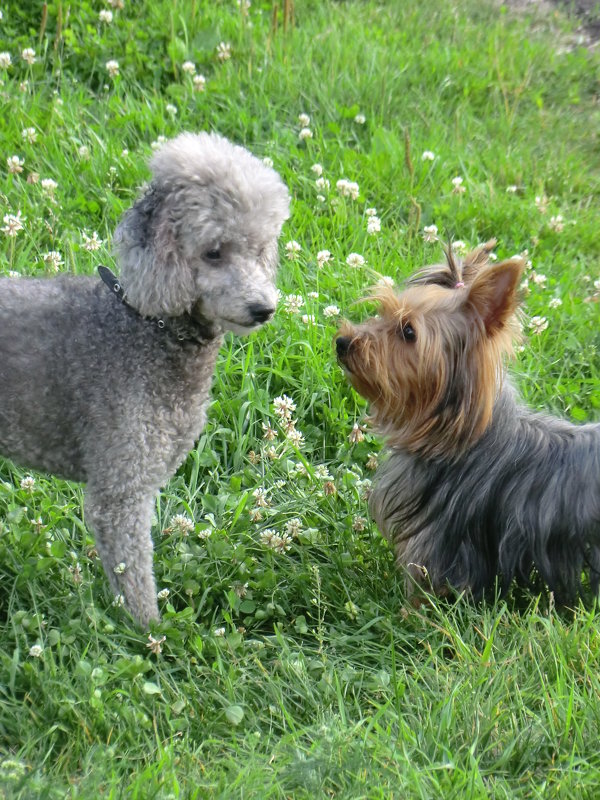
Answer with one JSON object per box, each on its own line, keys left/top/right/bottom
{"left": 336, "top": 242, "right": 600, "bottom": 604}
{"left": 0, "top": 132, "right": 289, "bottom": 626}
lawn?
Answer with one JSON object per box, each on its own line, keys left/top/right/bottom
{"left": 1, "top": 0, "right": 600, "bottom": 797}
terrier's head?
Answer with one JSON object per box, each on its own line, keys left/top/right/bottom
{"left": 336, "top": 241, "right": 524, "bottom": 459}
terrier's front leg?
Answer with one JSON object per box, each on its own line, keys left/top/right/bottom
{"left": 84, "top": 487, "right": 160, "bottom": 626}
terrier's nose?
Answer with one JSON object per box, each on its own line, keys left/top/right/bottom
{"left": 248, "top": 303, "right": 276, "bottom": 324}
{"left": 336, "top": 336, "right": 352, "bottom": 358}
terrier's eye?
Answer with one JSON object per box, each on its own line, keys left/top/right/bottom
{"left": 204, "top": 248, "right": 221, "bottom": 261}
{"left": 400, "top": 322, "right": 416, "bottom": 342}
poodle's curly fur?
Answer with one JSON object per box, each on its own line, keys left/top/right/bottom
{"left": 0, "top": 132, "right": 289, "bottom": 626}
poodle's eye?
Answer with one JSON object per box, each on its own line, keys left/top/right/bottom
{"left": 204, "top": 248, "right": 221, "bottom": 262}
{"left": 399, "top": 322, "right": 416, "bottom": 342}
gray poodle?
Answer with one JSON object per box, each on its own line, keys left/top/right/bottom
{"left": 0, "top": 132, "right": 290, "bottom": 626}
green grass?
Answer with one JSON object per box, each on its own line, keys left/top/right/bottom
{"left": 1, "top": 0, "right": 600, "bottom": 796}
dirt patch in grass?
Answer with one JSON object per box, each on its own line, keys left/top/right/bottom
{"left": 502, "top": 0, "right": 600, "bottom": 46}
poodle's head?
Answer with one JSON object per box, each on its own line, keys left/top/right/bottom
{"left": 114, "top": 132, "right": 290, "bottom": 334}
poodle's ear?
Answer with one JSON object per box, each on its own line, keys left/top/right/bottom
{"left": 113, "top": 184, "right": 196, "bottom": 317}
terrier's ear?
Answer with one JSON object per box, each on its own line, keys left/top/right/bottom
{"left": 462, "top": 238, "right": 497, "bottom": 283}
{"left": 465, "top": 258, "right": 524, "bottom": 336}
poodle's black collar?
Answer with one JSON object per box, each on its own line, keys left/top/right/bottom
{"left": 97, "top": 265, "right": 216, "bottom": 345}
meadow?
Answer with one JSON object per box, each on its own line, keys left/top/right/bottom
{"left": 1, "top": 0, "right": 600, "bottom": 796}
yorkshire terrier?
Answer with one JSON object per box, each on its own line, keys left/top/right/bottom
{"left": 336, "top": 240, "right": 600, "bottom": 604}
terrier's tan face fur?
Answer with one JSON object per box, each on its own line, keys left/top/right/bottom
{"left": 336, "top": 252, "right": 524, "bottom": 459}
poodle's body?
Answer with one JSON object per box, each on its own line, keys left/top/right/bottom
{"left": 0, "top": 132, "right": 289, "bottom": 625}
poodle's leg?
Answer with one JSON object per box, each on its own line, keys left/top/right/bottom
{"left": 84, "top": 486, "right": 160, "bottom": 626}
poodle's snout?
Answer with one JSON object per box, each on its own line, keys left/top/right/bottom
{"left": 248, "top": 303, "right": 276, "bottom": 324}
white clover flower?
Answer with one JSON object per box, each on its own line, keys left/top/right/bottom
{"left": 262, "top": 156, "right": 273, "bottom": 168}
{"left": 0, "top": 52, "right": 11, "bottom": 69}
{"left": 356, "top": 478, "right": 372, "bottom": 498}
{"left": 262, "top": 422, "right": 278, "bottom": 441}
{"left": 193, "top": 73, "right": 206, "bottom": 92}
{"left": 78, "top": 145, "right": 91, "bottom": 160}
{"left": 182, "top": 60, "right": 196, "bottom": 74}
{"left": 146, "top": 634, "right": 166, "bottom": 654}
{"left": 107, "top": 0, "right": 124, "bottom": 7}
{"left": 346, "top": 253, "right": 365, "bottom": 268}
{"left": 365, "top": 207, "right": 377, "bottom": 216}
{"left": 6, "top": 155, "right": 24, "bottom": 174}
{"left": 151, "top": 135, "right": 167, "bottom": 150}
{"left": 216, "top": 41, "right": 232, "bottom": 61}
{"left": 352, "top": 516, "right": 367, "bottom": 532}
{"left": 298, "top": 113, "right": 310, "bottom": 126}
{"left": 532, "top": 273, "right": 547, "bottom": 286}
{"left": 214, "top": 627, "right": 226, "bottom": 637}
{"left": 41, "top": 178, "right": 58, "bottom": 194}
{"left": 377, "top": 276, "right": 395, "bottom": 288}
{"left": 367, "top": 216, "right": 381, "bottom": 235}
{"left": 197, "top": 526, "right": 212, "bottom": 540}
{"left": 285, "top": 518, "right": 303, "bottom": 537}
{"left": 354, "top": 113, "right": 366, "bottom": 124}
{"left": 82, "top": 231, "right": 103, "bottom": 251}
{"left": 20, "top": 475, "right": 35, "bottom": 492}
{"left": 166, "top": 103, "right": 177, "bottom": 116}
{"left": 422, "top": 224, "right": 438, "bottom": 243}
{"left": 42, "top": 251, "right": 63, "bottom": 271}
{"left": 99, "top": 9, "right": 113, "bottom": 23}
{"left": 323, "top": 305, "right": 340, "bottom": 318}
{"left": 113, "top": 562, "right": 127, "bottom": 574}
{"left": 2, "top": 211, "right": 25, "bottom": 237}
{"left": 421, "top": 150, "right": 435, "bottom": 161}
{"left": 336, "top": 178, "right": 359, "bottom": 199}
{"left": 529, "top": 316, "right": 549, "bottom": 335}
{"left": 535, "top": 194, "right": 549, "bottom": 214}
{"left": 21, "top": 48, "right": 36, "bottom": 65}
{"left": 170, "top": 513, "right": 194, "bottom": 535}
{"left": 316, "top": 249, "right": 331, "bottom": 267}
{"left": 112, "top": 594, "right": 125, "bottom": 607}
{"left": 248, "top": 507, "right": 263, "bottom": 522}
{"left": 308, "top": 291, "right": 319, "bottom": 299}
{"left": 105, "top": 59, "right": 119, "bottom": 77}
{"left": 349, "top": 423, "right": 365, "bottom": 443}
{"left": 451, "top": 240, "right": 467, "bottom": 255}
{"left": 548, "top": 297, "right": 563, "bottom": 309}
{"left": 301, "top": 314, "right": 315, "bottom": 325}
{"left": 157, "top": 588, "right": 170, "bottom": 600}
{"left": 29, "top": 644, "right": 43, "bottom": 658}
{"left": 451, "top": 176, "right": 466, "bottom": 194}
{"left": 22, "top": 127, "right": 37, "bottom": 143}
{"left": 284, "top": 294, "right": 304, "bottom": 314}
{"left": 311, "top": 163, "right": 323, "bottom": 176}
{"left": 260, "top": 529, "right": 292, "bottom": 553}
{"left": 315, "top": 176, "right": 330, "bottom": 191}
{"left": 273, "top": 394, "right": 296, "bottom": 419}
{"left": 253, "top": 487, "right": 270, "bottom": 507}
{"left": 506, "top": 185, "right": 518, "bottom": 193}
{"left": 299, "top": 127, "right": 313, "bottom": 141}
{"left": 314, "top": 464, "right": 332, "bottom": 480}
{"left": 285, "top": 240, "right": 301, "bottom": 260}
{"left": 265, "top": 445, "right": 279, "bottom": 461}
{"left": 549, "top": 215, "right": 564, "bottom": 233}
{"left": 366, "top": 452, "right": 379, "bottom": 470}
